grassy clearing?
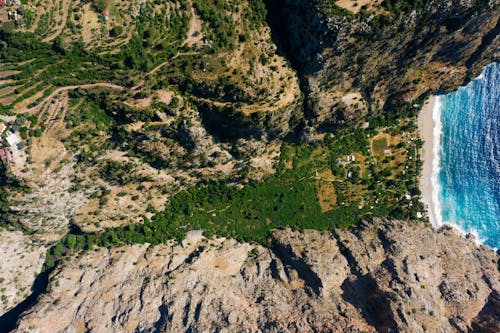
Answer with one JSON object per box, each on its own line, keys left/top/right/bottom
{"left": 371, "top": 135, "right": 388, "bottom": 155}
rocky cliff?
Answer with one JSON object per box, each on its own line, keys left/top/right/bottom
{"left": 11, "top": 219, "right": 499, "bottom": 333}
{"left": 267, "top": 0, "right": 499, "bottom": 133}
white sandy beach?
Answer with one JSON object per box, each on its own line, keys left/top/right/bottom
{"left": 418, "top": 96, "right": 438, "bottom": 226}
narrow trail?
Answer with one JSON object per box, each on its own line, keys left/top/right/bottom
{"left": 182, "top": 0, "right": 203, "bottom": 48}
{"left": 145, "top": 51, "right": 199, "bottom": 78}
{"left": 28, "top": 83, "right": 125, "bottom": 113}
{"left": 28, "top": 7, "right": 43, "bottom": 33}
{"left": 131, "top": 51, "right": 196, "bottom": 91}
{"left": 193, "top": 79, "right": 297, "bottom": 115}
{"left": 147, "top": 61, "right": 172, "bottom": 77}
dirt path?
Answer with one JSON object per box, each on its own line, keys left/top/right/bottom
{"left": 12, "top": 85, "right": 51, "bottom": 113}
{"left": 147, "top": 61, "right": 171, "bottom": 77}
{"left": 0, "top": 70, "right": 20, "bottom": 78}
{"left": 142, "top": 1, "right": 205, "bottom": 81}
{"left": 182, "top": 0, "right": 203, "bottom": 48}
{"left": 145, "top": 51, "right": 199, "bottom": 77}
{"left": 241, "top": 80, "right": 298, "bottom": 115}
{"left": 131, "top": 52, "right": 194, "bottom": 90}
{"left": 29, "top": 6, "right": 44, "bottom": 33}
{"left": 98, "top": 25, "right": 136, "bottom": 53}
{"left": 28, "top": 83, "right": 125, "bottom": 113}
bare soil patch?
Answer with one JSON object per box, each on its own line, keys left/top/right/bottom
{"left": 336, "top": 0, "right": 382, "bottom": 13}
{"left": 82, "top": 3, "right": 101, "bottom": 44}
{"left": 317, "top": 168, "right": 337, "bottom": 212}
{"left": 183, "top": 1, "right": 204, "bottom": 48}
{"left": 43, "top": 0, "right": 72, "bottom": 43}
{"left": 0, "top": 70, "right": 20, "bottom": 78}
{"left": 156, "top": 90, "right": 173, "bottom": 105}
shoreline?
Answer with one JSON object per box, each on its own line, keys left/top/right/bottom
{"left": 418, "top": 91, "right": 494, "bottom": 249}
{"left": 418, "top": 96, "right": 439, "bottom": 227}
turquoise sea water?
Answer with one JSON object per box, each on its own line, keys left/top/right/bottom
{"left": 435, "top": 63, "right": 499, "bottom": 248}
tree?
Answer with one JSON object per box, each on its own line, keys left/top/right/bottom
{"left": 0, "top": 22, "right": 16, "bottom": 37}
{"left": 66, "top": 235, "right": 77, "bottom": 249}
{"left": 51, "top": 37, "right": 66, "bottom": 54}
{"left": 92, "top": 0, "right": 109, "bottom": 13}
{"left": 52, "top": 243, "right": 64, "bottom": 257}
{"left": 109, "top": 26, "right": 123, "bottom": 37}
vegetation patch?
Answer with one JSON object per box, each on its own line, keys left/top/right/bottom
{"left": 42, "top": 111, "right": 424, "bottom": 272}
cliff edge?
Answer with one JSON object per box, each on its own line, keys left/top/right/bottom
{"left": 11, "top": 219, "right": 499, "bottom": 333}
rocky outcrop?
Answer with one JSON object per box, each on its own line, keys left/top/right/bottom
{"left": 11, "top": 219, "right": 499, "bottom": 333}
{"left": 268, "top": 0, "right": 500, "bottom": 131}
{"left": 197, "top": 95, "right": 303, "bottom": 141}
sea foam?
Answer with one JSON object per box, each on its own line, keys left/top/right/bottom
{"left": 431, "top": 95, "right": 443, "bottom": 227}
{"left": 433, "top": 63, "right": 499, "bottom": 248}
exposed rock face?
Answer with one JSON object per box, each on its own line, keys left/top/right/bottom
{"left": 12, "top": 219, "right": 499, "bottom": 333}
{"left": 268, "top": 0, "right": 499, "bottom": 131}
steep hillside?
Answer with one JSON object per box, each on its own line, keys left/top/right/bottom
{"left": 0, "top": 0, "right": 301, "bottom": 236}
{"left": 0, "top": 0, "right": 497, "bottom": 237}
{"left": 266, "top": 0, "right": 499, "bottom": 133}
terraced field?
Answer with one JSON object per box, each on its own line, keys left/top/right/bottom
{"left": 0, "top": 0, "right": 302, "bottom": 233}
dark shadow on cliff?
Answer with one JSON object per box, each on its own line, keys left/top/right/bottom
{"left": 0, "top": 265, "right": 55, "bottom": 332}
{"left": 270, "top": 239, "right": 323, "bottom": 296}
{"left": 263, "top": 0, "right": 324, "bottom": 76}
{"left": 341, "top": 274, "right": 398, "bottom": 332}
{"left": 264, "top": 0, "right": 327, "bottom": 128}
{"left": 471, "top": 291, "right": 500, "bottom": 333}
{"left": 196, "top": 101, "right": 264, "bottom": 142}
{"left": 465, "top": 16, "right": 500, "bottom": 78}
{"left": 332, "top": 225, "right": 398, "bottom": 331}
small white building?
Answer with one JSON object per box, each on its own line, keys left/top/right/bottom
{"left": 6, "top": 131, "right": 20, "bottom": 147}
